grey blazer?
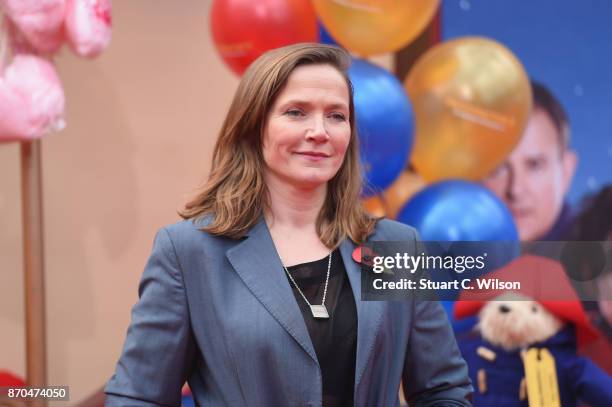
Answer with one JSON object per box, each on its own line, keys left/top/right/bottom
{"left": 105, "top": 216, "right": 472, "bottom": 407}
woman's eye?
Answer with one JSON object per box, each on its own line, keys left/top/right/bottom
{"left": 330, "top": 112, "right": 347, "bottom": 121}
{"left": 284, "top": 109, "right": 304, "bottom": 117}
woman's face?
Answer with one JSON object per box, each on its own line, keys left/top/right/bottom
{"left": 262, "top": 64, "right": 351, "bottom": 191}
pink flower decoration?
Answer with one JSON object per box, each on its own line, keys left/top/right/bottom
{"left": 0, "top": 0, "right": 66, "bottom": 53}
{"left": 0, "top": 54, "right": 65, "bottom": 142}
{"left": 65, "top": 0, "right": 112, "bottom": 58}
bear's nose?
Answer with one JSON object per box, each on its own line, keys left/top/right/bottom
{"left": 499, "top": 305, "right": 511, "bottom": 313}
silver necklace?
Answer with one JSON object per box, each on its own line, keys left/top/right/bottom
{"left": 282, "top": 251, "right": 332, "bottom": 319}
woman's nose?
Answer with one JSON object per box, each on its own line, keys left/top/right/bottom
{"left": 306, "top": 116, "right": 329, "bottom": 142}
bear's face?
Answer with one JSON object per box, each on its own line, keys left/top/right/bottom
{"left": 478, "top": 293, "right": 563, "bottom": 351}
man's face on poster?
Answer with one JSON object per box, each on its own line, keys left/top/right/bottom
{"left": 483, "top": 108, "right": 577, "bottom": 241}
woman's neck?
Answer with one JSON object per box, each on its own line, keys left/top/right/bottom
{"left": 264, "top": 176, "right": 327, "bottom": 230}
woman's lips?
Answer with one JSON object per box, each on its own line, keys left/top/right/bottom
{"left": 295, "top": 152, "right": 329, "bottom": 160}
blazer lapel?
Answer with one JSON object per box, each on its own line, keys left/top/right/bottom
{"left": 339, "top": 238, "right": 386, "bottom": 389}
{"left": 225, "top": 216, "right": 386, "bottom": 382}
{"left": 225, "top": 216, "right": 318, "bottom": 364}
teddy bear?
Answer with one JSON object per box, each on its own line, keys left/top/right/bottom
{"left": 454, "top": 254, "right": 612, "bottom": 407}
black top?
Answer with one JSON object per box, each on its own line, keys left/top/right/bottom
{"left": 285, "top": 249, "right": 357, "bottom": 407}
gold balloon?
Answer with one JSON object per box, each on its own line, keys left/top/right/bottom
{"left": 405, "top": 37, "right": 532, "bottom": 182}
{"left": 362, "top": 195, "right": 387, "bottom": 217}
{"left": 313, "top": 0, "right": 440, "bottom": 56}
{"left": 383, "top": 170, "right": 426, "bottom": 218}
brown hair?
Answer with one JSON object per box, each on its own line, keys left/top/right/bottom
{"left": 179, "top": 43, "right": 377, "bottom": 247}
{"left": 531, "top": 81, "right": 570, "bottom": 150}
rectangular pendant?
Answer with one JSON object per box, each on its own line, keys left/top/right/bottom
{"left": 310, "top": 304, "right": 329, "bottom": 319}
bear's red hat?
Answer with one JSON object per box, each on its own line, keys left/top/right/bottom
{"left": 454, "top": 254, "right": 600, "bottom": 346}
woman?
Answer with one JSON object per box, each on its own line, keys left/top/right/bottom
{"left": 105, "top": 43, "right": 471, "bottom": 407}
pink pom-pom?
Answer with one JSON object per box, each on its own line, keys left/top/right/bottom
{"left": 65, "top": 0, "right": 112, "bottom": 58}
{"left": 0, "top": 0, "right": 66, "bottom": 53}
{"left": 0, "top": 54, "right": 66, "bottom": 142}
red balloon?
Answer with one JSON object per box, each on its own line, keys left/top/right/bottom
{"left": 210, "top": 0, "right": 318, "bottom": 75}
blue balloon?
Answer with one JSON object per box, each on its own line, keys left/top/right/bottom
{"left": 317, "top": 20, "right": 338, "bottom": 45}
{"left": 348, "top": 58, "right": 414, "bottom": 196}
{"left": 181, "top": 395, "right": 195, "bottom": 407}
{"left": 399, "top": 181, "right": 519, "bottom": 333}
{"left": 397, "top": 180, "right": 520, "bottom": 291}
{"left": 397, "top": 180, "right": 519, "bottom": 241}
